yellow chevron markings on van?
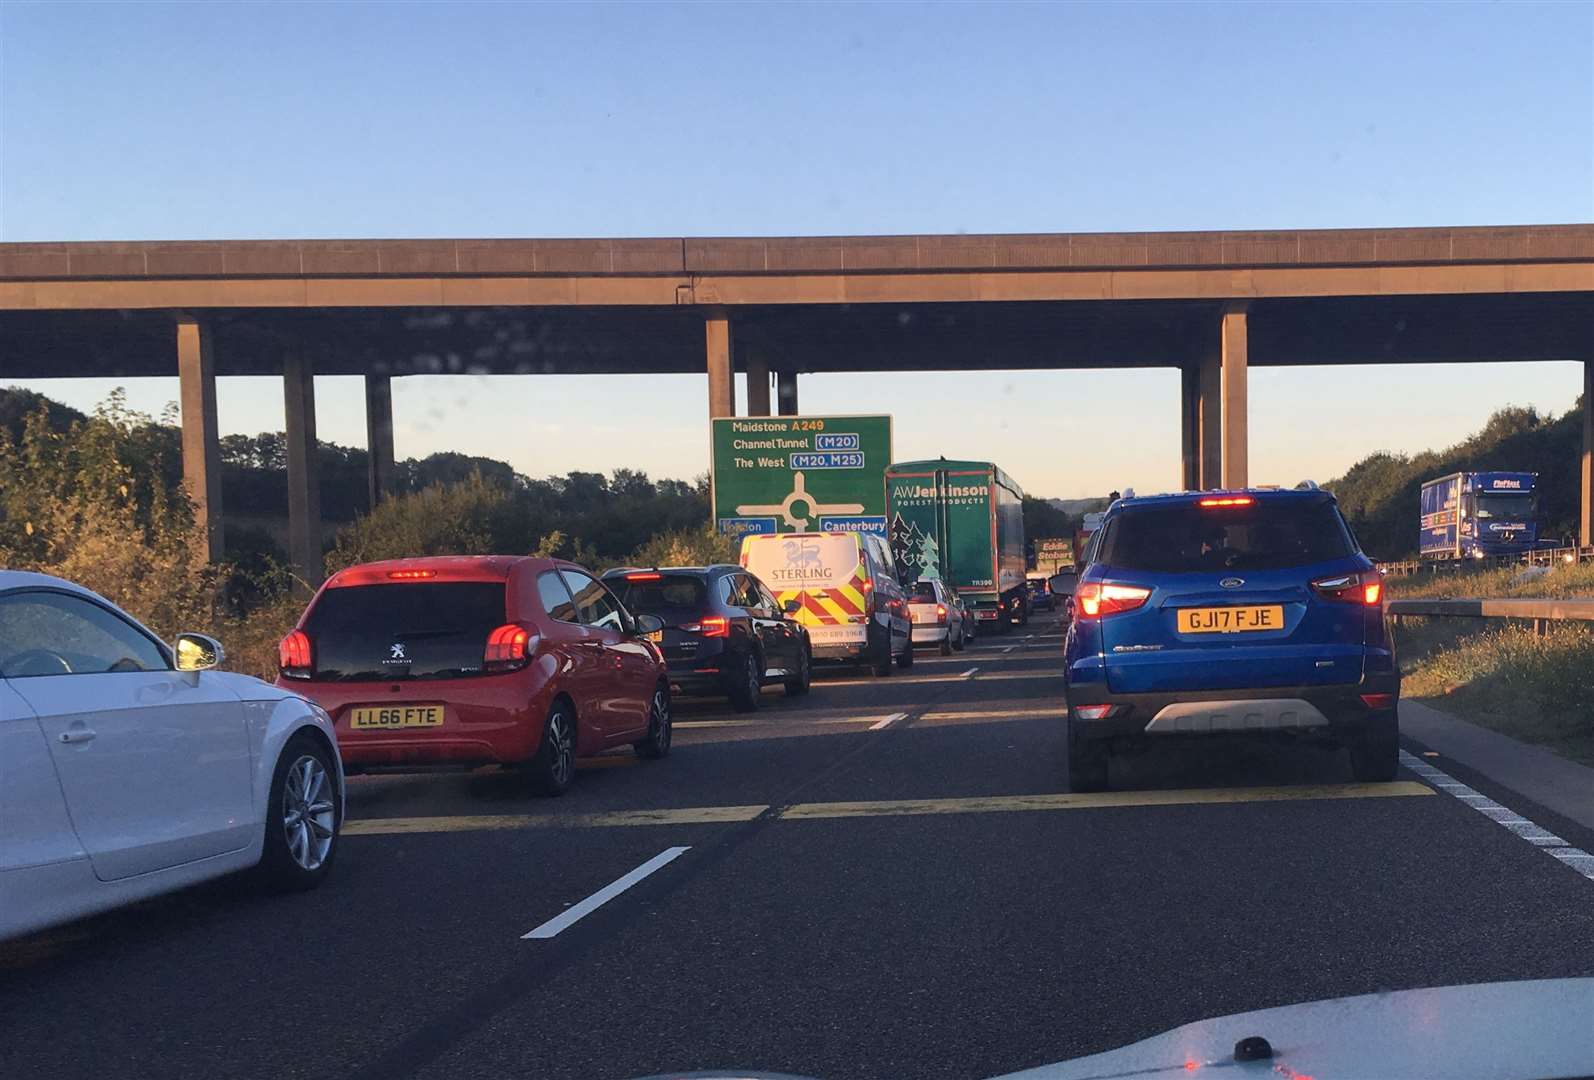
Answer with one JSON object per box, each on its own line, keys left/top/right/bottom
{"left": 814, "top": 593, "right": 853, "bottom": 622}
{"left": 345, "top": 782, "right": 1431, "bottom": 836}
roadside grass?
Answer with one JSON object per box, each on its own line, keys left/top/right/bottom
{"left": 1395, "top": 617, "right": 1594, "bottom": 766}
{"left": 1387, "top": 560, "right": 1594, "bottom": 600}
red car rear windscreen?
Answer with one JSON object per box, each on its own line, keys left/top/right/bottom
{"left": 302, "top": 582, "right": 507, "bottom": 681}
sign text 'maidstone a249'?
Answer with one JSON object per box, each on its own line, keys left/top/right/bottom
{"left": 711, "top": 415, "right": 892, "bottom": 538}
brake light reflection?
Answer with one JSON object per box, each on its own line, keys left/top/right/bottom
{"left": 1075, "top": 582, "right": 1152, "bottom": 617}
{"left": 1311, "top": 572, "right": 1383, "bottom": 607}
{"left": 277, "top": 630, "right": 312, "bottom": 673}
{"left": 484, "top": 624, "right": 532, "bottom": 670}
{"left": 692, "top": 616, "right": 731, "bottom": 638}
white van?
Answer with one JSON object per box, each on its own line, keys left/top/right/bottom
{"left": 740, "top": 531, "right": 912, "bottom": 676}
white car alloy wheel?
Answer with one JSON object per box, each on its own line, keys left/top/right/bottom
{"left": 282, "top": 753, "right": 337, "bottom": 872}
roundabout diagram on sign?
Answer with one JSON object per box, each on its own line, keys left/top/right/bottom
{"left": 735, "top": 472, "right": 865, "bottom": 529}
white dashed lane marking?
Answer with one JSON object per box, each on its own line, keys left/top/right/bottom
{"left": 1401, "top": 750, "right": 1594, "bottom": 880}
{"left": 521, "top": 846, "right": 691, "bottom": 940}
{"left": 868, "top": 712, "right": 909, "bottom": 731}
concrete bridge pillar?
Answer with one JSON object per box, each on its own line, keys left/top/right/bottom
{"left": 283, "top": 350, "right": 323, "bottom": 590}
{"left": 365, "top": 373, "right": 396, "bottom": 509}
{"left": 705, "top": 311, "right": 734, "bottom": 418}
{"left": 776, "top": 369, "right": 799, "bottom": 415}
{"left": 1182, "top": 304, "right": 1249, "bottom": 490}
{"left": 1581, "top": 360, "right": 1593, "bottom": 548}
{"left": 744, "top": 351, "right": 771, "bottom": 416}
{"left": 176, "top": 317, "right": 223, "bottom": 560}
{"left": 1220, "top": 303, "right": 1249, "bottom": 489}
{"left": 1180, "top": 364, "right": 1201, "bottom": 490}
{"left": 1197, "top": 345, "right": 1222, "bottom": 489}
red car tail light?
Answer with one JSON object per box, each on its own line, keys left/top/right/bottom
{"left": 484, "top": 623, "right": 533, "bottom": 672}
{"left": 278, "top": 630, "right": 312, "bottom": 677}
{"left": 1312, "top": 572, "right": 1383, "bottom": 606}
{"left": 1075, "top": 582, "right": 1152, "bottom": 618}
{"left": 684, "top": 615, "right": 730, "bottom": 638}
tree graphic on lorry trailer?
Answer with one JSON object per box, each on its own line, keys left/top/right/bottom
{"left": 890, "top": 513, "right": 920, "bottom": 583}
{"left": 890, "top": 513, "right": 941, "bottom": 583}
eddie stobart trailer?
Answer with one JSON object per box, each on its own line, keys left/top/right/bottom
{"left": 1419, "top": 471, "right": 1540, "bottom": 560}
{"left": 886, "top": 460, "right": 1028, "bottom": 630}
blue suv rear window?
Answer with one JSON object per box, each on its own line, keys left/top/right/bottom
{"left": 1099, "top": 500, "right": 1355, "bottom": 573}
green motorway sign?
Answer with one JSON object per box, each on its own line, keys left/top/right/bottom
{"left": 711, "top": 415, "right": 892, "bottom": 539}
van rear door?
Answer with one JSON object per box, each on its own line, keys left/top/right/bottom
{"left": 742, "top": 533, "right": 871, "bottom": 645}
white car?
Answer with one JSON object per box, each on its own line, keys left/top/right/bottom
{"left": 0, "top": 570, "right": 343, "bottom": 942}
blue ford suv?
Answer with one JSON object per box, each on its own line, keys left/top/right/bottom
{"left": 1060, "top": 488, "right": 1398, "bottom": 791}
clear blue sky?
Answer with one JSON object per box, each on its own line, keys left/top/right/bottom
{"left": 3, "top": 1, "right": 1591, "bottom": 497}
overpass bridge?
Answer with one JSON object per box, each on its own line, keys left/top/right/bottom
{"left": 2, "top": 224, "right": 1591, "bottom": 585}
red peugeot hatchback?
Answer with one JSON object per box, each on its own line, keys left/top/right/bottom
{"left": 276, "top": 556, "right": 671, "bottom": 795}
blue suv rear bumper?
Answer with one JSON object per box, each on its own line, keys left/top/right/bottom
{"left": 1063, "top": 671, "right": 1400, "bottom": 743}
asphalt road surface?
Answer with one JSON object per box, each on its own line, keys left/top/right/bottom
{"left": 5, "top": 615, "right": 1594, "bottom": 1080}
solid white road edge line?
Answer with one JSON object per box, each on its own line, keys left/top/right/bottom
{"left": 522, "top": 846, "right": 691, "bottom": 939}
{"left": 869, "top": 712, "right": 909, "bottom": 731}
{"left": 1400, "top": 750, "right": 1594, "bottom": 881}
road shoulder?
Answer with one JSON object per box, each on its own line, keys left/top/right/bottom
{"left": 1401, "top": 699, "right": 1594, "bottom": 833}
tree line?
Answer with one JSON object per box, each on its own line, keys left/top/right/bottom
{"left": 1326, "top": 401, "right": 1583, "bottom": 559}
{"left": 1, "top": 387, "right": 716, "bottom": 569}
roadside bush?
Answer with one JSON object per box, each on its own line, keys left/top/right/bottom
{"left": 326, "top": 473, "right": 533, "bottom": 571}
{"left": 0, "top": 393, "right": 222, "bottom": 638}
{"left": 1401, "top": 622, "right": 1594, "bottom": 765}
{"left": 621, "top": 526, "right": 739, "bottom": 571}
{"left": 1388, "top": 561, "right": 1594, "bottom": 600}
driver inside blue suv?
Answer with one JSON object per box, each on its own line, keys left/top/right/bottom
{"left": 1060, "top": 488, "right": 1399, "bottom": 792}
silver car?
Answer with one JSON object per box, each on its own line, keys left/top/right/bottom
{"left": 906, "top": 578, "right": 969, "bottom": 655}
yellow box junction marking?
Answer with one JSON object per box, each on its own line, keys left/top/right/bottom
{"left": 345, "top": 782, "right": 1431, "bottom": 836}
{"left": 778, "top": 782, "right": 1433, "bottom": 819}
{"left": 343, "top": 804, "right": 770, "bottom": 836}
